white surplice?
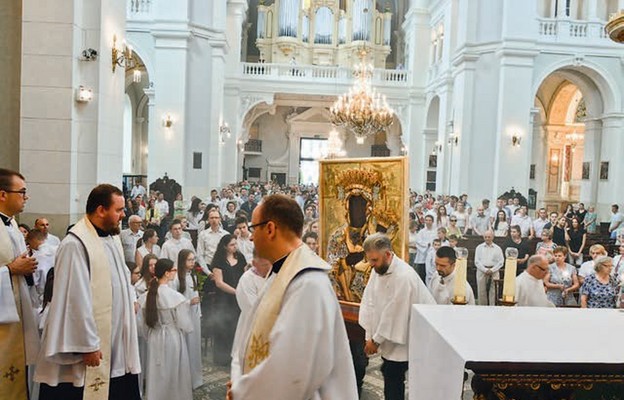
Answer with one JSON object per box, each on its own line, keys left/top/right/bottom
{"left": 160, "top": 237, "right": 195, "bottom": 265}
{"left": 230, "top": 267, "right": 357, "bottom": 399}
{"left": 428, "top": 269, "right": 476, "bottom": 305}
{"left": 230, "top": 268, "right": 268, "bottom": 380}
{"left": 172, "top": 272, "right": 203, "bottom": 389}
{"left": 138, "top": 285, "right": 193, "bottom": 400}
{"left": 35, "top": 234, "right": 141, "bottom": 386}
{"left": 515, "top": 271, "right": 555, "bottom": 308}
{"left": 359, "top": 254, "right": 436, "bottom": 362}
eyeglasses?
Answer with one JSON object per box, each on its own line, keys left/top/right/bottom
{"left": 2, "top": 189, "right": 27, "bottom": 197}
{"left": 249, "top": 220, "right": 270, "bottom": 230}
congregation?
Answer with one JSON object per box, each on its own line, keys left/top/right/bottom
{"left": 2, "top": 168, "right": 624, "bottom": 400}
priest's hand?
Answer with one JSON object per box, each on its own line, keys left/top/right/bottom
{"left": 82, "top": 350, "right": 102, "bottom": 367}
{"left": 226, "top": 380, "right": 233, "bottom": 400}
{"left": 364, "top": 339, "right": 379, "bottom": 356}
{"left": 191, "top": 296, "right": 200, "bottom": 305}
{"left": 8, "top": 252, "right": 38, "bottom": 276}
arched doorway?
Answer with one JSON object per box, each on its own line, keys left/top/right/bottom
{"left": 422, "top": 96, "right": 440, "bottom": 192}
{"left": 532, "top": 66, "right": 607, "bottom": 213}
{"left": 123, "top": 52, "right": 150, "bottom": 191}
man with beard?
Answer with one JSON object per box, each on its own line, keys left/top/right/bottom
{"left": 36, "top": 184, "right": 141, "bottom": 400}
{"left": 359, "top": 233, "right": 435, "bottom": 400}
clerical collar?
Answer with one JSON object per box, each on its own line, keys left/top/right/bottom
{"left": 0, "top": 212, "right": 13, "bottom": 227}
{"left": 272, "top": 254, "right": 289, "bottom": 274}
{"left": 93, "top": 224, "right": 111, "bottom": 238}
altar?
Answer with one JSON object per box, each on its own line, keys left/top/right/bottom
{"left": 409, "top": 305, "right": 624, "bottom": 400}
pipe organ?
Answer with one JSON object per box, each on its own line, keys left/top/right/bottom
{"left": 256, "top": 0, "right": 392, "bottom": 68}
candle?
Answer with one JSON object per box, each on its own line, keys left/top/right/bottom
{"left": 453, "top": 247, "right": 468, "bottom": 303}
{"left": 502, "top": 248, "right": 519, "bottom": 302}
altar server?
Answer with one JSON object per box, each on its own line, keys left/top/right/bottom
{"left": 36, "top": 184, "right": 141, "bottom": 400}
{"left": 229, "top": 195, "right": 357, "bottom": 400}
{"left": 360, "top": 233, "right": 436, "bottom": 400}
{"left": 139, "top": 258, "right": 193, "bottom": 400}
{"left": 175, "top": 249, "right": 203, "bottom": 389}
{"left": 516, "top": 255, "right": 555, "bottom": 308}
{"left": 428, "top": 246, "right": 476, "bottom": 305}
{"left": 0, "top": 168, "right": 39, "bottom": 400}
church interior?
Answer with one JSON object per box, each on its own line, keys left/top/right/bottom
{"left": 2, "top": 0, "right": 624, "bottom": 399}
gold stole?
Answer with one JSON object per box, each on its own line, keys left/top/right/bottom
{"left": 0, "top": 220, "right": 27, "bottom": 400}
{"left": 243, "top": 245, "right": 323, "bottom": 374}
{"left": 70, "top": 217, "right": 122, "bottom": 400}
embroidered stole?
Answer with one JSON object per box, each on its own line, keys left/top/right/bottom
{"left": 70, "top": 217, "right": 122, "bottom": 400}
{"left": 0, "top": 220, "right": 27, "bottom": 400}
{"left": 243, "top": 245, "right": 322, "bottom": 374}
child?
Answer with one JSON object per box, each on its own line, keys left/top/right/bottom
{"left": 139, "top": 259, "right": 194, "bottom": 400}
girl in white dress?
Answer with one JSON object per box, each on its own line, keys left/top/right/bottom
{"left": 176, "top": 249, "right": 203, "bottom": 389}
{"left": 139, "top": 259, "right": 194, "bottom": 400}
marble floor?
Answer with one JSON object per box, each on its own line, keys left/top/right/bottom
{"left": 193, "top": 342, "right": 474, "bottom": 399}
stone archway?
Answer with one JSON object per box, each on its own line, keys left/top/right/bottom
{"left": 123, "top": 51, "right": 150, "bottom": 183}
{"left": 532, "top": 64, "right": 611, "bottom": 213}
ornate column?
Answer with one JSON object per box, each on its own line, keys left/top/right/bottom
{"left": 595, "top": 114, "right": 624, "bottom": 217}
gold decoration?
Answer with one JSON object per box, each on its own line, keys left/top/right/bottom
{"left": 3, "top": 365, "right": 20, "bottom": 381}
{"left": 88, "top": 377, "right": 106, "bottom": 392}
{"left": 246, "top": 334, "right": 270, "bottom": 370}
{"left": 606, "top": 11, "right": 624, "bottom": 43}
{"left": 329, "top": 49, "right": 394, "bottom": 144}
{"left": 335, "top": 168, "right": 384, "bottom": 201}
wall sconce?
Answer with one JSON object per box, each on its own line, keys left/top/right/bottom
{"left": 511, "top": 134, "right": 522, "bottom": 147}
{"left": 75, "top": 86, "right": 93, "bottom": 103}
{"left": 162, "top": 114, "right": 173, "bottom": 128}
{"left": 219, "top": 122, "right": 231, "bottom": 145}
{"left": 112, "top": 35, "right": 133, "bottom": 73}
{"left": 447, "top": 134, "right": 459, "bottom": 146}
{"left": 433, "top": 141, "right": 443, "bottom": 154}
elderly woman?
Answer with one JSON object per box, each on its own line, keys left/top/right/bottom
{"left": 580, "top": 256, "right": 618, "bottom": 309}
{"left": 544, "top": 247, "right": 579, "bottom": 306}
{"left": 578, "top": 244, "right": 608, "bottom": 284}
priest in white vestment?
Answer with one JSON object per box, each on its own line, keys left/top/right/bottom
{"left": 0, "top": 168, "right": 40, "bottom": 400}
{"left": 428, "top": 246, "right": 476, "bottom": 305}
{"left": 160, "top": 220, "right": 195, "bottom": 264}
{"left": 359, "top": 233, "right": 436, "bottom": 400}
{"left": 516, "top": 255, "right": 555, "bottom": 308}
{"left": 229, "top": 195, "right": 358, "bottom": 400}
{"left": 36, "top": 184, "right": 141, "bottom": 400}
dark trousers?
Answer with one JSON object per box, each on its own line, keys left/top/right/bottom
{"left": 350, "top": 340, "right": 368, "bottom": 398}
{"left": 380, "top": 358, "right": 408, "bottom": 400}
{"left": 415, "top": 263, "right": 426, "bottom": 283}
{"left": 40, "top": 373, "right": 140, "bottom": 400}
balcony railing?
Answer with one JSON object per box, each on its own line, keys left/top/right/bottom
{"left": 240, "top": 63, "right": 410, "bottom": 86}
{"left": 537, "top": 18, "right": 609, "bottom": 42}
{"left": 244, "top": 139, "right": 263, "bottom": 153}
{"left": 128, "top": 0, "right": 152, "bottom": 19}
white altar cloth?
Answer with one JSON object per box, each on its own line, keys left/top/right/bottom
{"left": 409, "top": 305, "right": 624, "bottom": 400}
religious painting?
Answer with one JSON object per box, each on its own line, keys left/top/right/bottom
{"left": 319, "top": 157, "right": 408, "bottom": 304}
{"left": 582, "top": 162, "right": 590, "bottom": 180}
{"left": 428, "top": 154, "right": 437, "bottom": 168}
{"left": 600, "top": 162, "right": 609, "bottom": 180}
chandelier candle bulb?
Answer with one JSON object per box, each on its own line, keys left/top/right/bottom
{"left": 502, "top": 248, "right": 519, "bottom": 302}
{"left": 452, "top": 247, "right": 469, "bottom": 304}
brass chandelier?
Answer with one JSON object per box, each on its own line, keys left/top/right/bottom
{"left": 329, "top": 56, "right": 394, "bottom": 144}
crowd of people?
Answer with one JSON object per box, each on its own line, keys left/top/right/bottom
{"left": 2, "top": 169, "right": 623, "bottom": 400}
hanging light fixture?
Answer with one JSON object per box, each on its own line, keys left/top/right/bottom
{"left": 329, "top": 47, "right": 394, "bottom": 144}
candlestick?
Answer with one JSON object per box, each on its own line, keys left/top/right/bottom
{"left": 452, "top": 247, "right": 468, "bottom": 304}
{"left": 502, "top": 248, "right": 518, "bottom": 303}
